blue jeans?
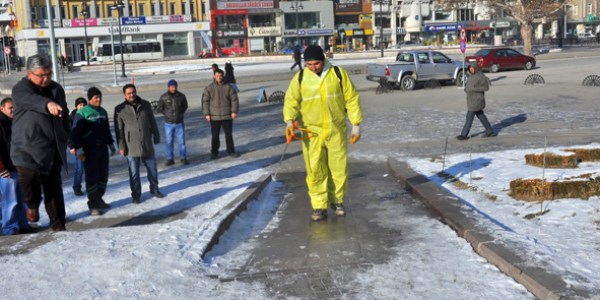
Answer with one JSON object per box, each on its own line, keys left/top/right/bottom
{"left": 165, "top": 122, "right": 186, "bottom": 160}
{"left": 127, "top": 156, "right": 159, "bottom": 198}
{"left": 1, "top": 171, "right": 29, "bottom": 235}
{"left": 73, "top": 157, "right": 84, "bottom": 192}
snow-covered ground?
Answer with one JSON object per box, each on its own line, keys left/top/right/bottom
{"left": 2, "top": 57, "right": 600, "bottom": 298}
{"left": 408, "top": 144, "right": 600, "bottom": 294}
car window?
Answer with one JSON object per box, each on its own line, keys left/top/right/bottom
{"left": 474, "top": 49, "right": 491, "bottom": 56}
{"left": 417, "top": 53, "right": 430, "bottom": 64}
{"left": 495, "top": 50, "right": 507, "bottom": 57}
{"left": 432, "top": 52, "right": 451, "bottom": 64}
{"left": 506, "top": 49, "right": 521, "bottom": 56}
{"left": 397, "top": 53, "right": 414, "bottom": 62}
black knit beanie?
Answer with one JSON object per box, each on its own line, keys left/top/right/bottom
{"left": 303, "top": 45, "right": 325, "bottom": 61}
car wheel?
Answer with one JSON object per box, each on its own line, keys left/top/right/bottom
{"left": 491, "top": 64, "right": 499, "bottom": 73}
{"left": 455, "top": 71, "right": 468, "bottom": 86}
{"left": 400, "top": 75, "right": 416, "bottom": 91}
{"left": 524, "top": 61, "right": 533, "bottom": 70}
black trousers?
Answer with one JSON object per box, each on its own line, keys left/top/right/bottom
{"left": 210, "top": 120, "right": 235, "bottom": 155}
{"left": 460, "top": 110, "right": 493, "bottom": 137}
{"left": 290, "top": 60, "right": 302, "bottom": 70}
{"left": 84, "top": 146, "right": 109, "bottom": 204}
{"left": 16, "top": 152, "right": 66, "bottom": 227}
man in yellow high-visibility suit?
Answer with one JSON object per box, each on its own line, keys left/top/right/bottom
{"left": 283, "top": 45, "right": 363, "bottom": 221}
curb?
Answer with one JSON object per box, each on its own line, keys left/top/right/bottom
{"left": 200, "top": 174, "right": 272, "bottom": 259}
{"left": 386, "top": 158, "right": 592, "bottom": 300}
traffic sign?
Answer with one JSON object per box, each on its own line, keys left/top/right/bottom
{"left": 4, "top": 47, "right": 10, "bottom": 55}
{"left": 460, "top": 40, "right": 466, "bottom": 54}
{"left": 460, "top": 29, "right": 466, "bottom": 41}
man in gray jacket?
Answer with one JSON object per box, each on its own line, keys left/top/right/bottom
{"left": 11, "top": 54, "right": 70, "bottom": 232}
{"left": 202, "top": 69, "right": 239, "bottom": 159}
{"left": 114, "top": 84, "right": 164, "bottom": 204}
{"left": 457, "top": 61, "right": 496, "bottom": 140}
{"left": 156, "top": 79, "right": 188, "bottom": 166}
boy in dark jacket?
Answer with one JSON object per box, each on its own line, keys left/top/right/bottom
{"left": 156, "top": 79, "right": 189, "bottom": 166}
{"left": 69, "top": 97, "right": 87, "bottom": 196}
{"left": 70, "top": 87, "right": 115, "bottom": 215}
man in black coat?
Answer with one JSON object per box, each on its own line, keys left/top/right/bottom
{"left": 11, "top": 54, "right": 70, "bottom": 232}
{"left": 156, "top": 79, "right": 188, "bottom": 166}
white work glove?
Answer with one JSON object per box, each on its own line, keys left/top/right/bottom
{"left": 76, "top": 148, "right": 86, "bottom": 161}
{"left": 350, "top": 125, "right": 361, "bottom": 144}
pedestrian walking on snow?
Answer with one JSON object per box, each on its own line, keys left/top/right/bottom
{"left": 114, "top": 84, "right": 164, "bottom": 204}
{"left": 70, "top": 87, "right": 115, "bottom": 215}
{"left": 283, "top": 45, "right": 363, "bottom": 221}
{"left": 156, "top": 79, "right": 189, "bottom": 166}
{"left": 456, "top": 61, "right": 496, "bottom": 140}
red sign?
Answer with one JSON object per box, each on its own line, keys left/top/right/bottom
{"left": 4, "top": 47, "right": 10, "bottom": 55}
{"left": 460, "top": 29, "right": 466, "bottom": 41}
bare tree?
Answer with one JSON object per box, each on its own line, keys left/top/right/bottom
{"left": 438, "top": 0, "right": 566, "bottom": 55}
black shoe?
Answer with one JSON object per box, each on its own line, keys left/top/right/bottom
{"left": 181, "top": 158, "right": 189, "bottom": 165}
{"left": 17, "top": 226, "right": 39, "bottom": 234}
{"left": 51, "top": 223, "right": 66, "bottom": 232}
{"left": 311, "top": 209, "right": 328, "bottom": 221}
{"left": 98, "top": 199, "right": 111, "bottom": 209}
{"left": 132, "top": 197, "right": 141, "bottom": 204}
{"left": 210, "top": 154, "right": 218, "bottom": 160}
{"left": 456, "top": 135, "right": 469, "bottom": 141}
{"left": 74, "top": 190, "right": 85, "bottom": 196}
{"left": 151, "top": 190, "right": 165, "bottom": 198}
{"left": 165, "top": 159, "right": 175, "bottom": 166}
{"left": 229, "top": 152, "right": 239, "bottom": 158}
{"left": 484, "top": 131, "right": 498, "bottom": 137}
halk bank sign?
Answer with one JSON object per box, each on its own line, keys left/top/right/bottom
{"left": 216, "top": 0, "right": 274, "bottom": 9}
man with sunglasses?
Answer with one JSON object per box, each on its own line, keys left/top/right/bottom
{"left": 10, "top": 54, "right": 70, "bottom": 232}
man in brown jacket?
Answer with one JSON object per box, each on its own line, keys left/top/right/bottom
{"left": 202, "top": 69, "right": 239, "bottom": 159}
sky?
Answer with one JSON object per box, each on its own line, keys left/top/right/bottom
{"left": 2, "top": 59, "right": 599, "bottom": 299}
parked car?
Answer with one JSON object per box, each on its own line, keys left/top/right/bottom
{"left": 366, "top": 50, "right": 466, "bottom": 91}
{"left": 465, "top": 48, "right": 535, "bottom": 73}
{"left": 72, "top": 56, "right": 105, "bottom": 67}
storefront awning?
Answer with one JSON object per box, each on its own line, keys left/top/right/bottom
{"left": 464, "top": 27, "right": 491, "bottom": 31}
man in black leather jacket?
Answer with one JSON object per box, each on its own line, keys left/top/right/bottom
{"left": 156, "top": 79, "right": 189, "bottom": 166}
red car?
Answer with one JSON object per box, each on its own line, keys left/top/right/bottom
{"left": 466, "top": 47, "right": 536, "bottom": 73}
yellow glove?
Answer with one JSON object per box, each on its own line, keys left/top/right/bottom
{"left": 285, "top": 120, "right": 295, "bottom": 144}
{"left": 350, "top": 125, "right": 361, "bottom": 144}
{"left": 76, "top": 148, "right": 86, "bottom": 161}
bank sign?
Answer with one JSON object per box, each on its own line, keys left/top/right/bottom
{"left": 425, "top": 23, "right": 462, "bottom": 32}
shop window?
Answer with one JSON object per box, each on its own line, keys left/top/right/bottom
{"left": 72, "top": 6, "right": 79, "bottom": 19}
{"left": 434, "top": 11, "right": 452, "bottom": 21}
{"left": 249, "top": 14, "right": 276, "bottom": 27}
{"left": 139, "top": 4, "right": 145, "bottom": 16}
{"left": 170, "top": 3, "right": 176, "bottom": 15}
{"left": 31, "top": 7, "right": 37, "bottom": 20}
{"left": 285, "top": 12, "right": 320, "bottom": 30}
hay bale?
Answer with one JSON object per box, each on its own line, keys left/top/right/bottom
{"left": 524, "top": 152, "right": 577, "bottom": 168}
{"left": 563, "top": 148, "right": 600, "bottom": 162}
{"left": 510, "top": 177, "right": 600, "bottom": 201}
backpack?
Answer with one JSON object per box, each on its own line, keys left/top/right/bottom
{"left": 298, "top": 66, "right": 343, "bottom": 90}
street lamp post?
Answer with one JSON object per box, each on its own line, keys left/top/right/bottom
{"left": 111, "top": 1, "right": 126, "bottom": 78}
{"left": 109, "top": 18, "right": 118, "bottom": 86}
{"left": 291, "top": 1, "right": 304, "bottom": 46}
{"left": 81, "top": 2, "right": 89, "bottom": 65}
{"left": 376, "top": 0, "right": 390, "bottom": 57}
